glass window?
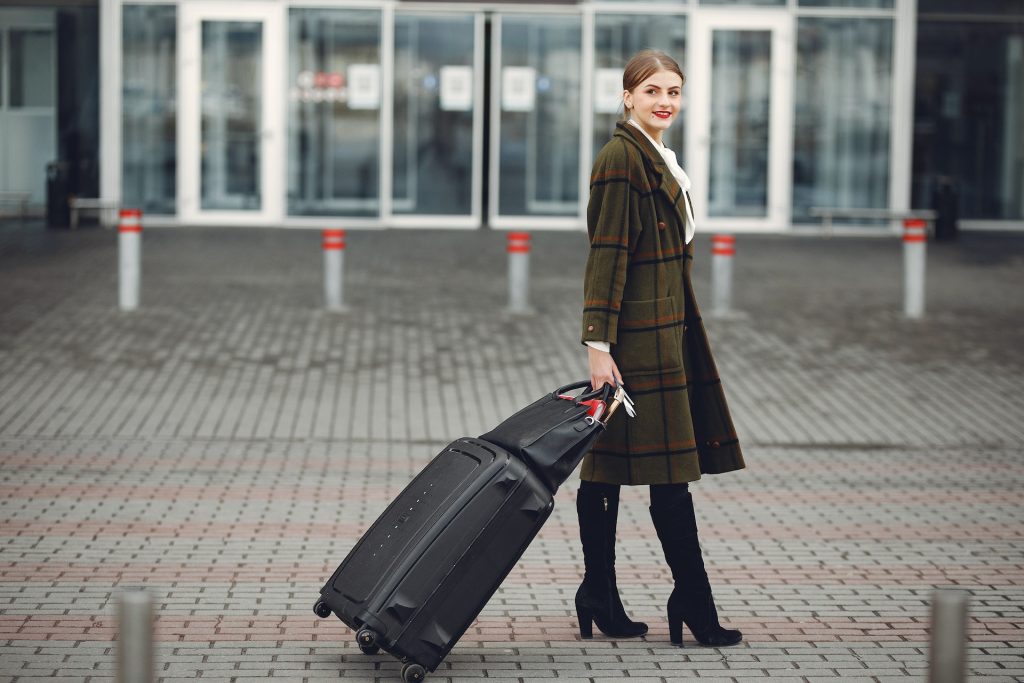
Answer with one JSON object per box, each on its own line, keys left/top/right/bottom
{"left": 919, "top": 0, "right": 1024, "bottom": 13}
{"left": 913, "top": 20, "right": 1024, "bottom": 220}
{"left": 393, "top": 13, "right": 476, "bottom": 216}
{"left": 122, "top": 4, "right": 177, "bottom": 215}
{"left": 701, "top": 0, "right": 786, "bottom": 6}
{"left": 288, "top": 8, "right": 381, "bottom": 217}
{"left": 708, "top": 29, "right": 772, "bottom": 218}
{"left": 10, "top": 29, "right": 55, "bottom": 108}
{"left": 792, "top": 18, "right": 893, "bottom": 223}
{"left": 498, "top": 15, "right": 581, "bottom": 217}
{"left": 593, "top": 14, "right": 687, "bottom": 164}
{"left": 200, "top": 21, "right": 262, "bottom": 211}
{"left": 1, "top": 31, "right": 5, "bottom": 108}
{"left": 799, "top": 0, "right": 893, "bottom": 7}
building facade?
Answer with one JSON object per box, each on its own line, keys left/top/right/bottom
{"left": 1, "top": 0, "right": 1021, "bottom": 231}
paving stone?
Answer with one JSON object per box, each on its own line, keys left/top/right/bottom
{"left": 0, "top": 225, "right": 1022, "bottom": 681}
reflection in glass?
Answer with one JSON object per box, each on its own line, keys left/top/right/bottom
{"left": 919, "top": 0, "right": 1021, "bottom": 12}
{"left": 122, "top": 4, "right": 176, "bottom": 215}
{"left": 201, "top": 21, "right": 261, "bottom": 211}
{"left": 393, "top": 13, "right": 475, "bottom": 216}
{"left": 10, "top": 29, "right": 54, "bottom": 107}
{"left": 913, "top": 19, "right": 1024, "bottom": 220}
{"left": 288, "top": 9, "right": 381, "bottom": 217}
{"left": 499, "top": 15, "right": 581, "bottom": 217}
{"left": 799, "top": 0, "right": 893, "bottom": 6}
{"left": 593, "top": 14, "right": 687, "bottom": 163}
{"left": 708, "top": 30, "right": 770, "bottom": 218}
{"left": 701, "top": 0, "right": 785, "bottom": 6}
{"left": 793, "top": 18, "right": 892, "bottom": 223}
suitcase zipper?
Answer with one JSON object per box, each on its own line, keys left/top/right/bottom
{"left": 603, "top": 496, "right": 608, "bottom": 512}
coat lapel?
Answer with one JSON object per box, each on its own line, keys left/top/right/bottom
{"left": 614, "top": 122, "right": 690, "bottom": 233}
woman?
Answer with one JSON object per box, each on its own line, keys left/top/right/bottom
{"left": 576, "top": 50, "right": 746, "bottom": 648}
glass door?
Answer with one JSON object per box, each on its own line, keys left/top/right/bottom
{"left": 179, "top": 2, "right": 284, "bottom": 225}
{"left": 491, "top": 12, "right": 582, "bottom": 229}
{"left": 287, "top": 6, "right": 382, "bottom": 220}
{"left": 390, "top": 11, "right": 482, "bottom": 228}
{"left": 687, "top": 11, "right": 793, "bottom": 230}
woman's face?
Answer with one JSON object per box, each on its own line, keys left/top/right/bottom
{"left": 623, "top": 69, "right": 683, "bottom": 141}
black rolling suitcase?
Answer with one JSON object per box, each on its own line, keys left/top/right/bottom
{"left": 314, "top": 382, "right": 625, "bottom": 682}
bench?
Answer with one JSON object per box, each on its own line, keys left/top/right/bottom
{"left": 0, "top": 191, "right": 31, "bottom": 218}
{"left": 809, "top": 207, "right": 937, "bottom": 236}
{"left": 69, "top": 197, "right": 121, "bottom": 229}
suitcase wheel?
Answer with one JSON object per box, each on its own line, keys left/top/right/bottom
{"left": 356, "top": 628, "right": 380, "bottom": 655}
{"left": 401, "top": 662, "right": 426, "bottom": 682}
{"left": 313, "top": 600, "right": 332, "bottom": 619}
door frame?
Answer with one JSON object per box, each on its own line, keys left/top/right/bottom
{"left": 687, "top": 9, "right": 794, "bottom": 232}
{"left": 177, "top": 1, "right": 285, "bottom": 226}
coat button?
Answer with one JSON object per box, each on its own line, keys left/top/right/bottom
{"left": 587, "top": 325, "right": 594, "bottom": 332}
{"left": 708, "top": 440, "right": 720, "bottom": 449}
{"left": 657, "top": 221, "right": 667, "bottom": 230}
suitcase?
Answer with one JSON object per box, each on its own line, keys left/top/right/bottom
{"left": 314, "top": 382, "right": 625, "bottom": 682}
{"left": 314, "top": 438, "right": 554, "bottom": 682}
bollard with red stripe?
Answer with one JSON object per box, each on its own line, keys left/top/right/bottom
{"left": 507, "top": 232, "right": 531, "bottom": 313}
{"left": 903, "top": 218, "right": 927, "bottom": 319}
{"left": 322, "top": 229, "right": 347, "bottom": 312}
{"left": 710, "top": 234, "right": 736, "bottom": 317}
{"left": 118, "top": 209, "right": 142, "bottom": 311}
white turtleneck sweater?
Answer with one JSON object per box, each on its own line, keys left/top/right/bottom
{"left": 586, "top": 119, "right": 696, "bottom": 354}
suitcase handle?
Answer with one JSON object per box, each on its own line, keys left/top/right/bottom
{"left": 554, "top": 380, "right": 626, "bottom": 426}
{"left": 554, "top": 380, "right": 612, "bottom": 403}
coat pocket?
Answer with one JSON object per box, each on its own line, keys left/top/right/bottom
{"left": 613, "top": 296, "right": 684, "bottom": 376}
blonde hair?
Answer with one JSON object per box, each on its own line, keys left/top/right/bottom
{"left": 621, "top": 49, "right": 685, "bottom": 119}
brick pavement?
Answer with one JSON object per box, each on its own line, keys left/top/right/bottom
{"left": 0, "top": 223, "right": 1022, "bottom": 681}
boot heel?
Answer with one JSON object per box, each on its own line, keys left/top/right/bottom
{"left": 668, "top": 620, "right": 683, "bottom": 646}
{"left": 667, "top": 591, "right": 684, "bottom": 646}
{"left": 577, "top": 604, "right": 594, "bottom": 639}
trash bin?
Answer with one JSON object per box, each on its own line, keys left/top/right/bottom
{"left": 933, "top": 175, "right": 959, "bottom": 242}
{"left": 46, "top": 161, "right": 70, "bottom": 228}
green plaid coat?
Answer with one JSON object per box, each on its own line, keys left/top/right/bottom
{"left": 579, "top": 122, "right": 745, "bottom": 485}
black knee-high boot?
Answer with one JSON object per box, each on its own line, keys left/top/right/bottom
{"left": 649, "top": 484, "right": 741, "bottom": 647}
{"left": 575, "top": 480, "right": 648, "bottom": 638}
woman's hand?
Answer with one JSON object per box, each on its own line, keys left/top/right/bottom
{"left": 588, "top": 346, "right": 623, "bottom": 392}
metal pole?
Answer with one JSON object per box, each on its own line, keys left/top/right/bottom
{"left": 903, "top": 218, "right": 927, "bottom": 319}
{"left": 322, "top": 229, "right": 346, "bottom": 312}
{"left": 928, "top": 590, "right": 969, "bottom": 683}
{"left": 117, "top": 590, "right": 154, "bottom": 683}
{"left": 118, "top": 209, "right": 142, "bottom": 312}
{"left": 507, "top": 232, "right": 530, "bottom": 313}
{"left": 710, "top": 234, "right": 735, "bottom": 317}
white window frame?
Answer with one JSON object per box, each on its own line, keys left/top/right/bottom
{"left": 687, "top": 9, "right": 794, "bottom": 232}
{"left": 177, "top": 1, "right": 285, "bottom": 226}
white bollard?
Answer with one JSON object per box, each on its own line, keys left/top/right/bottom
{"left": 322, "top": 229, "right": 346, "bottom": 312}
{"left": 118, "top": 209, "right": 142, "bottom": 312}
{"left": 903, "top": 218, "right": 927, "bottom": 319}
{"left": 928, "top": 590, "right": 969, "bottom": 683}
{"left": 710, "top": 234, "right": 735, "bottom": 317}
{"left": 507, "top": 232, "right": 531, "bottom": 313}
{"left": 117, "top": 590, "right": 154, "bottom": 683}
